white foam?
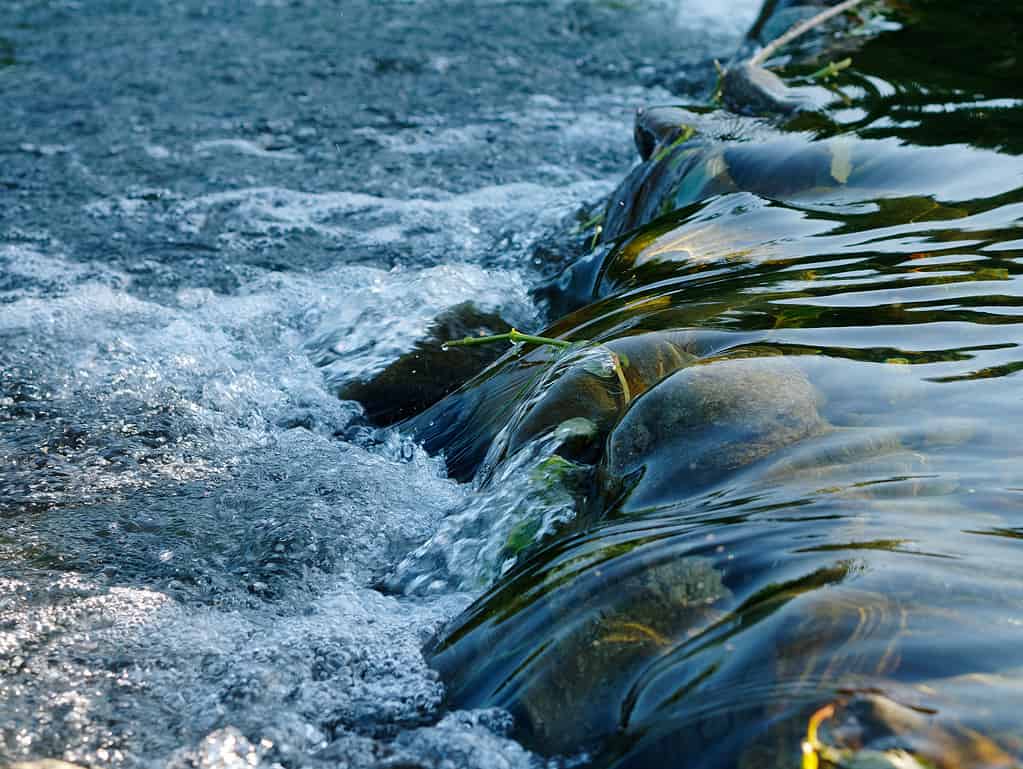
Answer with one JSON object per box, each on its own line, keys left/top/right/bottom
{"left": 0, "top": 244, "right": 127, "bottom": 300}
{"left": 194, "top": 139, "right": 301, "bottom": 161}
{"left": 306, "top": 262, "right": 539, "bottom": 386}
{"left": 0, "top": 575, "right": 509, "bottom": 769}
{"left": 170, "top": 179, "right": 610, "bottom": 258}
{"left": 668, "top": 0, "right": 763, "bottom": 41}
{"left": 0, "top": 245, "right": 542, "bottom": 765}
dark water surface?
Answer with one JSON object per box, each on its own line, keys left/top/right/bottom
{"left": 0, "top": 0, "right": 760, "bottom": 767}
{"left": 400, "top": 2, "right": 1023, "bottom": 768}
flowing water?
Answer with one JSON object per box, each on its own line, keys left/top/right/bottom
{"left": 0, "top": 0, "right": 760, "bottom": 767}
{"left": 404, "top": 3, "right": 1023, "bottom": 768}
{"left": 5, "top": 1, "right": 1023, "bottom": 768}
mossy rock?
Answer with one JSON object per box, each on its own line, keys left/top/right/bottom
{"left": 496, "top": 332, "right": 697, "bottom": 468}
{"left": 497, "top": 345, "right": 627, "bottom": 467}
{"left": 406, "top": 330, "right": 696, "bottom": 483}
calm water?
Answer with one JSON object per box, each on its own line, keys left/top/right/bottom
{"left": 3, "top": 1, "right": 1023, "bottom": 768}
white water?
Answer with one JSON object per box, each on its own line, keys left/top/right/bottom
{"left": 0, "top": 1, "right": 759, "bottom": 765}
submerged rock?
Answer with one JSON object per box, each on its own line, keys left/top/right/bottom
{"left": 508, "top": 556, "right": 730, "bottom": 754}
{"left": 603, "top": 355, "right": 827, "bottom": 511}
{"left": 426, "top": 549, "right": 732, "bottom": 757}
{"left": 601, "top": 121, "right": 866, "bottom": 244}
{"left": 721, "top": 61, "right": 818, "bottom": 116}
{"left": 633, "top": 106, "right": 697, "bottom": 162}
{"left": 747, "top": 690, "right": 1022, "bottom": 769}
{"left": 818, "top": 693, "right": 1019, "bottom": 769}
{"left": 405, "top": 330, "right": 696, "bottom": 483}
{"left": 482, "top": 332, "right": 697, "bottom": 475}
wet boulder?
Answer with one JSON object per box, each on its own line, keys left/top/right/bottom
{"left": 721, "top": 61, "right": 818, "bottom": 116}
{"left": 339, "top": 301, "right": 511, "bottom": 426}
{"left": 484, "top": 332, "right": 697, "bottom": 473}
{"left": 490, "top": 344, "right": 628, "bottom": 472}
{"left": 601, "top": 136, "right": 737, "bottom": 243}
{"left": 602, "top": 124, "right": 860, "bottom": 245}
{"left": 406, "top": 331, "right": 696, "bottom": 483}
{"left": 426, "top": 547, "right": 731, "bottom": 757}
{"left": 633, "top": 106, "right": 698, "bottom": 162}
{"left": 402, "top": 343, "right": 561, "bottom": 483}
{"left": 603, "top": 355, "right": 827, "bottom": 511}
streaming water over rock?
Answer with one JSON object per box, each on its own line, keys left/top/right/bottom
{"left": 377, "top": 3, "right": 1023, "bottom": 768}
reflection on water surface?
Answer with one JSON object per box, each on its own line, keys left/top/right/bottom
{"left": 415, "top": 1, "right": 1023, "bottom": 767}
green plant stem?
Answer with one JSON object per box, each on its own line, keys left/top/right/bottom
{"left": 578, "top": 211, "right": 605, "bottom": 233}
{"left": 652, "top": 124, "right": 696, "bottom": 163}
{"left": 809, "top": 57, "right": 852, "bottom": 81}
{"left": 442, "top": 328, "right": 573, "bottom": 350}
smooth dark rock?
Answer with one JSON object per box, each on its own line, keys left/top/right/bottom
{"left": 406, "top": 331, "right": 696, "bottom": 483}
{"left": 426, "top": 552, "right": 730, "bottom": 757}
{"left": 603, "top": 355, "right": 826, "bottom": 511}
{"left": 340, "top": 302, "right": 511, "bottom": 426}
{"left": 721, "top": 61, "right": 815, "bottom": 116}
{"left": 633, "top": 105, "right": 695, "bottom": 161}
